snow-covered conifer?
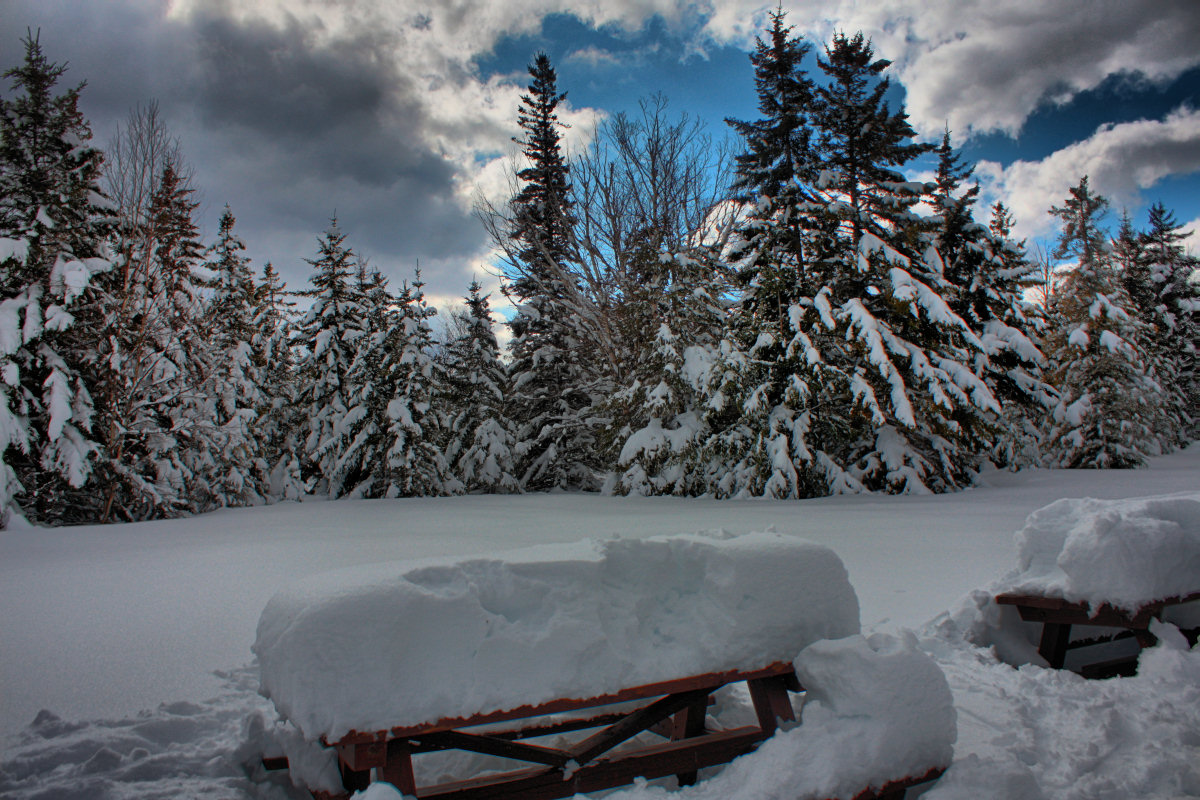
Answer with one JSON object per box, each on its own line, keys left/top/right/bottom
{"left": 503, "top": 54, "right": 599, "bottom": 491}
{"left": 142, "top": 164, "right": 224, "bottom": 512}
{"left": 254, "top": 261, "right": 304, "bottom": 500}
{"left": 443, "top": 280, "right": 519, "bottom": 493}
{"left": 706, "top": 26, "right": 998, "bottom": 497}
{"left": 0, "top": 35, "right": 114, "bottom": 525}
{"left": 927, "top": 131, "right": 1051, "bottom": 468}
{"left": 1130, "top": 203, "right": 1198, "bottom": 442}
{"left": 378, "top": 271, "right": 461, "bottom": 497}
{"left": 1043, "top": 177, "right": 1163, "bottom": 468}
{"left": 608, "top": 248, "right": 731, "bottom": 496}
{"left": 202, "top": 206, "right": 268, "bottom": 506}
{"left": 293, "top": 219, "right": 370, "bottom": 497}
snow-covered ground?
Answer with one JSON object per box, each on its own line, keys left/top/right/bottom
{"left": 1, "top": 446, "right": 1198, "bottom": 799}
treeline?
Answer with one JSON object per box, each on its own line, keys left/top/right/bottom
{"left": 0, "top": 14, "right": 1196, "bottom": 527}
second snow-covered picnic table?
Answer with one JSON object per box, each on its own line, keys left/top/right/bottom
{"left": 988, "top": 492, "right": 1200, "bottom": 676}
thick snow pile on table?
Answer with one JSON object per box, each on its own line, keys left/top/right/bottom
{"left": 255, "top": 530, "right": 860, "bottom": 743}
{"left": 586, "top": 632, "right": 955, "bottom": 800}
{"left": 1005, "top": 491, "right": 1200, "bottom": 611}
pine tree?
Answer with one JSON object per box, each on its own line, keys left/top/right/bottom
{"left": 1136, "top": 203, "right": 1198, "bottom": 441}
{"left": 379, "top": 271, "right": 461, "bottom": 497}
{"left": 444, "top": 280, "right": 519, "bottom": 493}
{"left": 928, "top": 131, "right": 1051, "bottom": 468}
{"left": 1043, "top": 177, "right": 1162, "bottom": 468}
{"left": 701, "top": 27, "right": 997, "bottom": 497}
{"left": 255, "top": 261, "right": 304, "bottom": 499}
{"left": 203, "top": 206, "right": 268, "bottom": 506}
{"left": 504, "top": 53, "right": 598, "bottom": 491}
{"left": 293, "top": 218, "right": 370, "bottom": 497}
{"left": 0, "top": 34, "right": 114, "bottom": 525}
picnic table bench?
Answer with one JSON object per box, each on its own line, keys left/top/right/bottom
{"left": 994, "top": 591, "right": 1200, "bottom": 678}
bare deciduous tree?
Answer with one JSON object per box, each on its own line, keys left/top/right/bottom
{"left": 476, "top": 94, "right": 736, "bottom": 383}
{"left": 572, "top": 94, "right": 736, "bottom": 303}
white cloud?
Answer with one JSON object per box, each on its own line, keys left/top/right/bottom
{"left": 699, "top": 1, "right": 1200, "bottom": 139}
{"left": 17, "top": 0, "right": 1200, "bottom": 299}
{"left": 1182, "top": 217, "right": 1200, "bottom": 257}
{"left": 974, "top": 106, "right": 1200, "bottom": 240}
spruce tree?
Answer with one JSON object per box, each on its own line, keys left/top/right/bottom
{"left": 334, "top": 260, "right": 396, "bottom": 498}
{"left": 505, "top": 53, "right": 598, "bottom": 491}
{"left": 0, "top": 34, "right": 113, "bottom": 525}
{"left": 1137, "top": 203, "right": 1198, "bottom": 441}
{"left": 928, "top": 131, "right": 1051, "bottom": 468}
{"left": 203, "top": 206, "right": 268, "bottom": 506}
{"left": 255, "top": 261, "right": 304, "bottom": 499}
{"left": 143, "top": 163, "right": 222, "bottom": 512}
{"left": 800, "top": 32, "right": 996, "bottom": 493}
{"left": 607, "top": 247, "right": 731, "bottom": 496}
{"left": 379, "top": 271, "right": 460, "bottom": 497}
{"left": 293, "top": 218, "right": 369, "bottom": 496}
{"left": 444, "top": 280, "right": 519, "bottom": 493}
{"left": 693, "top": 9, "right": 826, "bottom": 498}
{"left": 1043, "top": 177, "right": 1162, "bottom": 467}
{"left": 702, "top": 26, "right": 997, "bottom": 497}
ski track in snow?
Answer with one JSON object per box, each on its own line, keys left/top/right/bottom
{"left": 2, "top": 445, "right": 1198, "bottom": 799}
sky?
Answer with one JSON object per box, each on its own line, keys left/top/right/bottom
{"left": 2, "top": 0, "right": 1199, "bottom": 317}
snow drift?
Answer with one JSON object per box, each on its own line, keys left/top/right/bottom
{"left": 594, "top": 631, "right": 956, "bottom": 800}
{"left": 255, "top": 530, "right": 860, "bottom": 742}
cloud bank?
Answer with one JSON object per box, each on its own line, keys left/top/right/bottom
{"left": 976, "top": 106, "right": 1200, "bottom": 239}
{"left": 2, "top": 0, "right": 1198, "bottom": 306}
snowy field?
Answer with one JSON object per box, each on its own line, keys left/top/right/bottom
{"left": 2, "top": 446, "right": 1199, "bottom": 798}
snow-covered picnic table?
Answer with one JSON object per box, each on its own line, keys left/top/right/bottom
{"left": 254, "top": 531, "right": 954, "bottom": 798}
{"left": 988, "top": 492, "right": 1200, "bottom": 675}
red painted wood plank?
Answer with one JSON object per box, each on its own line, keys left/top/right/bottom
{"left": 995, "top": 591, "right": 1200, "bottom": 629}
{"left": 332, "top": 662, "right": 797, "bottom": 746}
{"left": 844, "top": 766, "right": 947, "bottom": 800}
{"left": 416, "top": 726, "right": 767, "bottom": 800}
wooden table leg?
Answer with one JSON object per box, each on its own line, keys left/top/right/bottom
{"left": 672, "top": 696, "right": 709, "bottom": 787}
{"left": 1038, "top": 622, "right": 1072, "bottom": 669}
{"left": 380, "top": 740, "right": 418, "bottom": 796}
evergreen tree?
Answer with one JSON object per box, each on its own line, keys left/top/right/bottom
{"left": 255, "top": 261, "right": 304, "bottom": 499}
{"left": 504, "top": 53, "right": 598, "bottom": 491}
{"left": 1043, "top": 177, "right": 1162, "bottom": 468}
{"left": 928, "top": 131, "right": 1051, "bottom": 468}
{"left": 1136, "top": 203, "right": 1198, "bottom": 440}
{"left": 333, "top": 259, "right": 397, "bottom": 498}
{"left": 700, "top": 27, "right": 997, "bottom": 497}
{"left": 723, "top": 10, "right": 818, "bottom": 332}
{"left": 444, "top": 280, "right": 519, "bottom": 493}
{"left": 293, "top": 218, "right": 370, "bottom": 497}
{"left": 203, "top": 206, "right": 268, "bottom": 506}
{"left": 0, "top": 34, "right": 113, "bottom": 525}
{"left": 607, "top": 247, "right": 731, "bottom": 496}
{"left": 142, "top": 163, "right": 222, "bottom": 512}
{"left": 378, "top": 271, "right": 461, "bottom": 497}
{"left": 693, "top": 9, "right": 829, "bottom": 498}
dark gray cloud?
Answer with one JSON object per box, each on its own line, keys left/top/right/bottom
{"left": 0, "top": 0, "right": 489, "bottom": 303}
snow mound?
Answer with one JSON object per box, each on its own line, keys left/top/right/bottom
{"left": 1008, "top": 491, "right": 1200, "bottom": 611}
{"left": 255, "top": 531, "right": 860, "bottom": 742}
{"left": 597, "top": 632, "right": 955, "bottom": 800}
